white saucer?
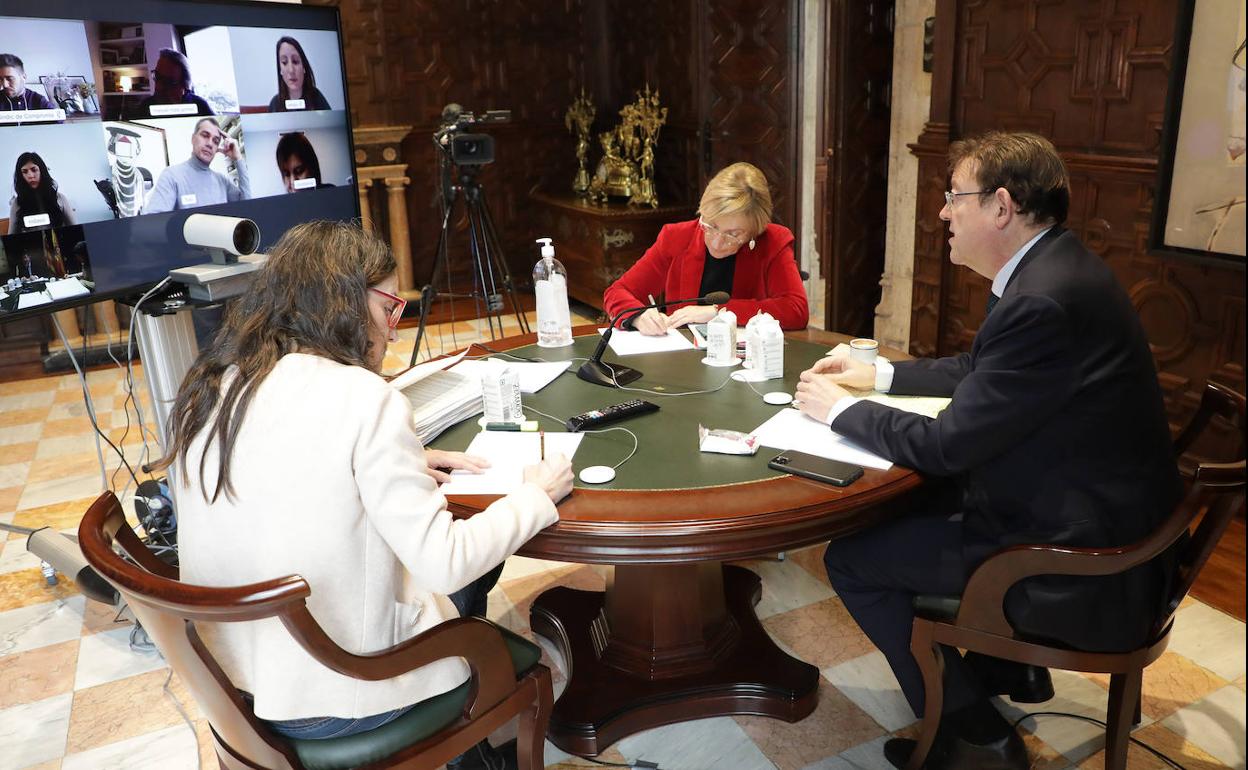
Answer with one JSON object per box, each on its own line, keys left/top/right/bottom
{"left": 579, "top": 465, "right": 616, "bottom": 484}
{"left": 701, "top": 356, "right": 741, "bottom": 367}
{"left": 763, "top": 392, "right": 793, "bottom": 406}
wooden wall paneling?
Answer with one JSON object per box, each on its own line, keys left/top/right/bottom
{"left": 909, "top": 0, "right": 1245, "bottom": 442}
{"left": 822, "top": 0, "right": 895, "bottom": 337}
{"left": 602, "top": 0, "right": 699, "bottom": 209}
{"left": 699, "top": 0, "right": 801, "bottom": 235}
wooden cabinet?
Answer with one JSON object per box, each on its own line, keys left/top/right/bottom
{"left": 529, "top": 191, "right": 694, "bottom": 311}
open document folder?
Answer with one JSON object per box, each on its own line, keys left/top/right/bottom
{"left": 439, "top": 431, "right": 584, "bottom": 495}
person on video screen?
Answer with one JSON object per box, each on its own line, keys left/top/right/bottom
{"left": 0, "top": 54, "right": 63, "bottom": 122}
{"left": 137, "top": 48, "right": 214, "bottom": 118}
{"left": 145, "top": 117, "right": 251, "bottom": 214}
{"left": 276, "top": 131, "right": 334, "bottom": 193}
{"left": 9, "top": 152, "right": 78, "bottom": 233}
{"left": 268, "top": 37, "right": 331, "bottom": 112}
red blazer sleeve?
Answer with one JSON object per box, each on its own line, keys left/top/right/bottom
{"left": 722, "top": 224, "right": 808, "bottom": 330}
{"left": 603, "top": 223, "right": 682, "bottom": 327}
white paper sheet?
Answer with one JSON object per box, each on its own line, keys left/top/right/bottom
{"left": 16, "top": 291, "right": 50, "bottom": 309}
{"left": 439, "top": 431, "right": 585, "bottom": 495}
{"left": 388, "top": 347, "right": 470, "bottom": 391}
{"left": 453, "top": 359, "right": 572, "bottom": 393}
{"left": 752, "top": 408, "right": 893, "bottom": 470}
{"left": 45, "top": 277, "right": 90, "bottom": 301}
{"left": 600, "top": 327, "right": 695, "bottom": 356}
{"left": 862, "top": 393, "right": 951, "bottom": 419}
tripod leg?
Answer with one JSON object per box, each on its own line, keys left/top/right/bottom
{"left": 476, "top": 190, "right": 532, "bottom": 335}
{"left": 466, "top": 196, "right": 503, "bottom": 341}
{"left": 410, "top": 205, "right": 454, "bottom": 368}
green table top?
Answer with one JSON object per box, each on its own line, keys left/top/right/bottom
{"left": 429, "top": 331, "right": 840, "bottom": 491}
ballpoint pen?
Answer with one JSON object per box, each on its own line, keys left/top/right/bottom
{"left": 540, "top": 431, "right": 545, "bottom": 461}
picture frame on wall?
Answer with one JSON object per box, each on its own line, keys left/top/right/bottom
{"left": 1150, "top": 0, "right": 1246, "bottom": 266}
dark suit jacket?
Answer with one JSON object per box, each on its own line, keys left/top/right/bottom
{"left": 833, "top": 227, "right": 1182, "bottom": 651}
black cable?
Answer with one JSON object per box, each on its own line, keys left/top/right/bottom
{"left": 1011, "top": 711, "right": 1186, "bottom": 770}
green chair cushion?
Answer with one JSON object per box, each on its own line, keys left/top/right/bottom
{"left": 288, "top": 625, "right": 541, "bottom": 770}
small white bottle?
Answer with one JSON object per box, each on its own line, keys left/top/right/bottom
{"left": 755, "top": 317, "right": 785, "bottom": 379}
{"left": 533, "top": 237, "right": 573, "bottom": 348}
{"left": 481, "top": 362, "right": 523, "bottom": 423}
{"left": 705, "top": 308, "right": 739, "bottom": 366}
{"left": 742, "top": 311, "right": 773, "bottom": 369}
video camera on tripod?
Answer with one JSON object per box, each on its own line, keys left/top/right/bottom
{"left": 434, "top": 103, "right": 512, "bottom": 166}
{"left": 420, "top": 103, "right": 530, "bottom": 359}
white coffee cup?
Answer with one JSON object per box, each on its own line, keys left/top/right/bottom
{"left": 849, "top": 338, "right": 879, "bottom": 364}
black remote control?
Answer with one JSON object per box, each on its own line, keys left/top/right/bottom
{"left": 565, "top": 399, "right": 660, "bottom": 432}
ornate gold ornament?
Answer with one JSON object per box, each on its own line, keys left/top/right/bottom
{"left": 571, "top": 84, "right": 668, "bottom": 207}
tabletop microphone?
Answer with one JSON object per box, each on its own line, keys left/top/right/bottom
{"left": 577, "top": 291, "right": 730, "bottom": 387}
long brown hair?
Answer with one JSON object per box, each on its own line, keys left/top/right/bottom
{"left": 151, "top": 221, "right": 396, "bottom": 502}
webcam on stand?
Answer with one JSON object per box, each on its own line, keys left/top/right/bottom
{"left": 169, "top": 214, "right": 267, "bottom": 302}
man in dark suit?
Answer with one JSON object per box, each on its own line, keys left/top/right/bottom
{"left": 795, "top": 132, "right": 1180, "bottom": 769}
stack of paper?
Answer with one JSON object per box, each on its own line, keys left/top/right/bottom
{"left": 398, "top": 369, "right": 483, "bottom": 444}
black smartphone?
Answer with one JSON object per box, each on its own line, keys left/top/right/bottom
{"left": 767, "top": 450, "right": 864, "bottom": 486}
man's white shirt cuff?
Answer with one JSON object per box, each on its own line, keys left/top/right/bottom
{"left": 875, "top": 359, "right": 894, "bottom": 392}
{"left": 824, "top": 397, "right": 861, "bottom": 426}
{"left": 822, "top": 360, "right": 894, "bottom": 426}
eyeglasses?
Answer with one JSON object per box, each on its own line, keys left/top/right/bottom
{"left": 369, "top": 288, "right": 407, "bottom": 329}
{"left": 698, "top": 217, "right": 747, "bottom": 247}
{"left": 943, "top": 190, "right": 989, "bottom": 207}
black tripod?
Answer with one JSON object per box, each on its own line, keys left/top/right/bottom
{"left": 424, "top": 159, "right": 530, "bottom": 350}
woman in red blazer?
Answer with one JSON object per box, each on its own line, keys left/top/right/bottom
{"left": 603, "top": 162, "right": 809, "bottom": 333}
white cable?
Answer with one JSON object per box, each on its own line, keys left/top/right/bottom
{"left": 50, "top": 314, "right": 108, "bottom": 492}
{"left": 522, "top": 405, "right": 639, "bottom": 471}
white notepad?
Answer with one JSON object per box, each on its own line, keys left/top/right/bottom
{"left": 439, "top": 431, "right": 584, "bottom": 495}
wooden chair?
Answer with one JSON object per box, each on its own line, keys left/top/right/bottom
{"left": 905, "top": 380, "right": 1246, "bottom": 770}
{"left": 78, "top": 491, "right": 554, "bottom": 770}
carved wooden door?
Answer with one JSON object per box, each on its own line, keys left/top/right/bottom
{"left": 821, "top": 0, "right": 895, "bottom": 337}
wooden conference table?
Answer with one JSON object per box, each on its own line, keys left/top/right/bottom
{"left": 430, "top": 326, "right": 922, "bottom": 756}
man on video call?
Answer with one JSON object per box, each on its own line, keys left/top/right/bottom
{"left": 0, "top": 53, "right": 63, "bottom": 122}
{"left": 145, "top": 117, "right": 251, "bottom": 214}
{"left": 136, "top": 48, "right": 214, "bottom": 118}
{"left": 794, "top": 132, "right": 1180, "bottom": 769}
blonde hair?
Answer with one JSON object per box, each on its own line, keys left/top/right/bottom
{"left": 698, "top": 162, "right": 773, "bottom": 237}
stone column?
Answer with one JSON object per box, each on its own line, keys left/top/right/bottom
{"left": 384, "top": 176, "right": 414, "bottom": 293}
{"left": 357, "top": 178, "right": 373, "bottom": 233}
{"left": 875, "top": 0, "right": 936, "bottom": 352}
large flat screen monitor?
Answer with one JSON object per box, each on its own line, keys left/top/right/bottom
{"left": 0, "top": 0, "right": 359, "bottom": 324}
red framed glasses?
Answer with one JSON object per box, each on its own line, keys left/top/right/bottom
{"left": 369, "top": 287, "right": 407, "bottom": 329}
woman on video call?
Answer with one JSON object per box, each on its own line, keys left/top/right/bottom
{"left": 156, "top": 221, "right": 571, "bottom": 768}
{"left": 8, "top": 152, "right": 77, "bottom": 234}
{"left": 275, "top": 131, "right": 333, "bottom": 192}
{"left": 268, "top": 36, "right": 331, "bottom": 112}
{"left": 602, "top": 161, "right": 808, "bottom": 334}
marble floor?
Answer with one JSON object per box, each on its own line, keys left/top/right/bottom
{"left": 1, "top": 312, "right": 1246, "bottom": 770}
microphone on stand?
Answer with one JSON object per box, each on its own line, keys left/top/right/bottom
{"left": 577, "top": 291, "right": 730, "bottom": 388}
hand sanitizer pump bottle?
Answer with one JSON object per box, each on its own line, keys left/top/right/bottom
{"left": 533, "top": 237, "right": 573, "bottom": 348}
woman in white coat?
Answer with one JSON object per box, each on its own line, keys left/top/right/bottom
{"left": 154, "top": 221, "right": 572, "bottom": 769}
